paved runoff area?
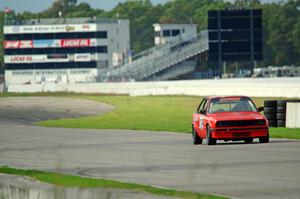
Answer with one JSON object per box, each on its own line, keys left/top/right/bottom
{"left": 1, "top": 97, "right": 300, "bottom": 199}
{"left": 0, "top": 97, "right": 114, "bottom": 125}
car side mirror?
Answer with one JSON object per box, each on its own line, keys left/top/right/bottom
{"left": 200, "top": 109, "right": 206, "bottom": 114}
{"left": 257, "top": 107, "right": 264, "bottom": 112}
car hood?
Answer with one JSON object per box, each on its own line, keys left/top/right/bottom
{"left": 209, "top": 112, "right": 265, "bottom": 121}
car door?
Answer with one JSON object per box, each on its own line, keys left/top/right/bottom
{"left": 193, "top": 98, "right": 208, "bottom": 138}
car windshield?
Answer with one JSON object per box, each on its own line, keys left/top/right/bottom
{"left": 208, "top": 97, "right": 257, "bottom": 114}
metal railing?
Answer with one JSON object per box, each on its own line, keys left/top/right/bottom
{"left": 98, "top": 30, "right": 209, "bottom": 82}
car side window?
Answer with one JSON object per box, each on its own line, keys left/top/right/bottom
{"left": 197, "top": 99, "right": 205, "bottom": 113}
{"left": 202, "top": 99, "right": 208, "bottom": 112}
{"left": 197, "top": 98, "right": 207, "bottom": 114}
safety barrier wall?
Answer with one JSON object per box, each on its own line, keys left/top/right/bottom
{"left": 286, "top": 103, "right": 300, "bottom": 128}
{"left": 7, "top": 77, "right": 300, "bottom": 98}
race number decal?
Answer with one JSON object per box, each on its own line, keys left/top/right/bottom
{"left": 199, "top": 117, "right": 204, "bottom": 129}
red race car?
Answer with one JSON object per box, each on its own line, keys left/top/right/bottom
{"left": 192, "top": 96, "right": 269, "bottom": 145}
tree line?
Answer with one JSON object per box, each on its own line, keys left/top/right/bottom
{"left": 1, "top": 0, "right": 300, "bottom": 71}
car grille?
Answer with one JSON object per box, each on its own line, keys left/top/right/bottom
{"left": 216, "top": 120, "right": 266, "bottom": 127}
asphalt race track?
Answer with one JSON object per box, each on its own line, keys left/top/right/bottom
{"left": 0, "top": 97, "right": 300, "bottom": 199}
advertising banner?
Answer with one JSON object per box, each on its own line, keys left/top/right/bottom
{"left": 74, "top": 53, "right": 91, "bottom": 62}
{"left": 5, "top": 55, "right": 47, "bottom": 63}
{"left": 4, "top": 53, "right": 96, "bottom": 63}
{"left": 4, "top": 38, "right": 98, "bottom": 49}
{"left": 61, "top": 39, "right": 90, "bottom": 48}
{"left": 47, "top": 54, "right": 68, "bottom": 59}
{"left": 4, "top": 24, "right": 97, "bottom": 34}
{"left": 4, "top": 40, "right": 33, "bottom": 49}
{"left": 4, "top": 55, "right": 69, "bottom": 63}
{"left": 33, "top": 40, "right": 60, "bottom": 48}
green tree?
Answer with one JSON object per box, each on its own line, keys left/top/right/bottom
{"left": 1, "top": 0, "right": 300, "bottom": 67}
{"left": 41, "top": 0, "right": 77, "bottom": 18}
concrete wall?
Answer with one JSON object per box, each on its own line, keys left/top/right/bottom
{"left": 286, "top": 103, "right": 300, "bottom": 128}
{"left": 5, "top": 68, "right": 98, "bottom": 86}
{"left": 7, "top": 77, "right": 300, "bottom": 98}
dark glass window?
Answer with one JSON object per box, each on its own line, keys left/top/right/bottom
{"left": 5, "top": 46, "right": 108, "bottom": 55}
{"left": 4, "top": 31, "right": 108, "bottom": 40}
{"left": 172, "top": 29, "right": 180, "bottom": 36}
{"left": 163, "top": 30, "right": 171, "bottom": 37}
{"left": 5, "top": 61, "right": 97, "bottom": 70}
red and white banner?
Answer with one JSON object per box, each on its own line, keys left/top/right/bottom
{"left": 4, "top": 38, "right": 98, "bottom": 49}
{"left": 4, "top": 40, "right": 33, "bottom": 49}
{"left": 61, "top": 39, "right": 90, "bottom": 48}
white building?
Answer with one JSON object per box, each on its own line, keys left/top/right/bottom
{"left": 3, "top": 18, "right": 130, "bottom": 85}
{"left": 153, "top": 23, "right": 197, "bottom": 45}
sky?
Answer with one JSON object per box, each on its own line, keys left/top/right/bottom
{"left": 0, "top": 0, "right": 281, "bottom": 13}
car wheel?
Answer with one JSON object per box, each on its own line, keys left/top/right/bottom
{"left": 205, "top": 125, "right": 216, "bottom": 145}
{"left": 244, "top": 138, "right": 254, "bottom": 144}
{"left": 259, "top": 135, "right": 269, "bottom": 143}
{"left": 192, "top": 126, "right": 202, "bottom": 145}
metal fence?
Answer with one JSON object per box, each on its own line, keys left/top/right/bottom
{"left": 98, "top": 31, "right": 209, "bottom": 82}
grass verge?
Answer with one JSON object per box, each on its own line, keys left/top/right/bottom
{"left": 38, "top": 95, "right": 300, "bottom": 139}
{"left": 0, "top": 166, "right": 224, "bottom": 199}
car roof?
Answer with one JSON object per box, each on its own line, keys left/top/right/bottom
{"left": 205, "top": 96, "right": 250, "bottom": 100}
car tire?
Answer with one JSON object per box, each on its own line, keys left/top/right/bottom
{"left": 259, "top": 134, "right": 269, "bottom": 143}
{"left": 192, "top": 126, "right": 202, "bottom": 145}
{"left": 244, "top": 138, "right": 254, "bottom": 144}
{"left": 276, "top": 106, "right": 286, "bottom": 113}
{"left": 264, "top": 107, "right": 277, "bottom": 114}
{"left": 277, "top": 120, "right": 286, "bottom": 127}
{"left": 205, "top": 125, "right": 216, "bottom": 145}
{"left": 268, "top": 119, "right": 277, "bottom": 127}
{"left": 264, "top": 113, "right": 276, "bottom": 120}
{"left": 277, "top": 100, "right": 287, "bottom": 107}
{"left": 276, "top": 113, "right": 286, "bottom": 120}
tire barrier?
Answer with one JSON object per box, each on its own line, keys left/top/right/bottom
{"left": 264, "top": 100, "right": 278, "bottom": 127}
{"left": 264, "top": 100, "right": 300, "bottom": 127}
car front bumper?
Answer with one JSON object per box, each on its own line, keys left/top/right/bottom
{"left": 211, "top": 126, "right": 269, "bottom": 139}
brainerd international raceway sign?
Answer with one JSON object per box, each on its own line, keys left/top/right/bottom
{"left": 4, "top": 24, "right": 97, "bottom": 34}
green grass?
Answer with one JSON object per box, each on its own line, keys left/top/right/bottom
{"left": 39, "top": 95, "right": 200, "bottom": 132}
{"left": 0, "top": 166, "right": 224, "bottom": 199}
{"left": 38, "top": 95, "right": 300, "bottom": 139}
{"left": 1, "top": 93, "right": 299, "bottom": 139}
{"left": 269, "top": 128, "right": 300, "bottom": 139}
